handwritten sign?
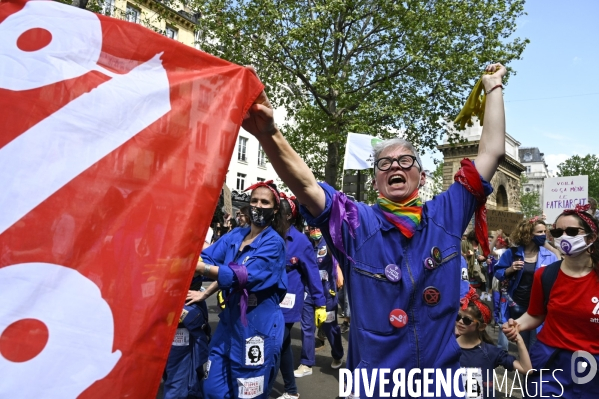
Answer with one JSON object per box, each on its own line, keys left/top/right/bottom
{"left": 543, "top": 176, "right": 588, "bottom": 224}
{"left": 487, "top": 209, "right": 523, "bottom": 235}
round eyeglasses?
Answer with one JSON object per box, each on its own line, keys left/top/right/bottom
{"left": 375, "top": 155, "right": 419, "bottom": 171}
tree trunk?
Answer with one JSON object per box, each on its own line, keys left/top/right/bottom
{"left": 324, "top": 140, "right": 340, "bottom": 189}
{"left": 324, "top": 96, "right": 341, "bottom": 189}
{"left": 71, "top": 0, "right": 89, "bottom": 9}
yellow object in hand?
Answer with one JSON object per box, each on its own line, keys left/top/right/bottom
{"left": 329, "top": 289, "right": 336, "bottom": 296}
{"left": 315, "top": 306, "right": 327, "bottom": 328}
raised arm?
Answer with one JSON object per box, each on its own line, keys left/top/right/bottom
{"left": 475, "top": 63, "right": 507, "bottom": 182}
{"left": 241, "top": 67, "right": 325, "bottom": 217}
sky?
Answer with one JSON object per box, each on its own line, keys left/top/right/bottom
{"left": 421, "top": 0, "right": 599, "bottom": 173}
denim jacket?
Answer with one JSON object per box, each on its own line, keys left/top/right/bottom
{"left": 493, "top": 245, "right": 558, "bottom": 322}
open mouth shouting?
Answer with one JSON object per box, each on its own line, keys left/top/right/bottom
{"left": 388, "top": 174, "right": 406, "bottom": 187}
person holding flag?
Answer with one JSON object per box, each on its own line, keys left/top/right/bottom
{"left": 196, "top": 180, "right": 287, "bottom": 399}
{"left": 240, "top": 63, "right": 507, "bottom": 397}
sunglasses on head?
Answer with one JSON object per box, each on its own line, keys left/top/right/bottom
{"left": 456, "top": 314, "right": 477, "bottom": 326}
{"left": 549, "top": 227, "right": 585, "bottom": 238}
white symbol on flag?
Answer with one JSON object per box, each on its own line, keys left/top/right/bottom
{"left": 0, "top": 0, "right": 171, "bottom": 236}
{"left": 0, "top": 263, "right": 121, "bottom": 398}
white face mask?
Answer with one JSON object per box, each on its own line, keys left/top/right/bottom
{"left": 554, "top": 234, "right": 591, "bottom": 257}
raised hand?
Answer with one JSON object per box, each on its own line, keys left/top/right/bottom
{"left": 241, "top": 66, "right": 277, "bottom": 138}
{"left": 482, "top": 63, "right": 507, "bottom": 91}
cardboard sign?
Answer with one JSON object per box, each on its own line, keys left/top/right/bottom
{"left": 486, "top": 209, "right": 523, "bottom": 235}
{"left": 543, "top": 176, "right": 589, "bottom": 224}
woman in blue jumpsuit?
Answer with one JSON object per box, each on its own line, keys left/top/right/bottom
{"left": 309, "top": 228, "right": 344, "bottom": 367}
{"left": 240, "top": 63, "right": 507, "bottom": 398}
{"left": 493, "top": 218, "right": 558, "bottom": 349}
{"left": 197, "top": 181, "right": 287, "bottom": 399}
{"left": 274, "top": 194, "right": 325, "bottom": 399}
{"left": 163, "top": 276, "right": 211, "bottom": 399}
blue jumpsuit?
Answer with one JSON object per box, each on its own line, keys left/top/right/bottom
{"left": 163, "top": 288, "right": 211, "bottom": 399}
{"left": 301, "top": 179, "right": 492, "bottom": 399}
{"left": 301, "top": 238, "right": 343, "bottom": 366}
{"left": 277, "top": 226, "right": 324, "bottom": 393}
{"left": 201, "top": 226, "right": 287, "bottom": 399}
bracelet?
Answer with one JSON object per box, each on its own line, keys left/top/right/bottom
{"left": 485, "top": 84, "right": 503, "bottom": 95}
{"left": 204, "top": 264, "right": 212, "bottom": 275}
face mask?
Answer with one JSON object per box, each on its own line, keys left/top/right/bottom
{"left": 249, "top": 206, "right": 275, "bottom": 227}
{"left": 309, "top": 231, "right": 322, "bottom": 241}
{"left": 554, "top": 234, "right": 591, "bottom": 257}
{"left": 532, "top": 235, "right": 546, "bottom": 247}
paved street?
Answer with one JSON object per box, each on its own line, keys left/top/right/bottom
{"left": 158, "top": 287, "right": 522, "bottom": 399}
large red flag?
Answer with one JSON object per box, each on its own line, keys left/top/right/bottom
{"left": 0, "top": 0, "right": 263, "bottom": 397}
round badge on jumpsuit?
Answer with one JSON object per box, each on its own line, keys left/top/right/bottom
{"left": 351, "top": 258, "right": 404, "bottom": 335}
{"left": 422, "top": 245, "right": 460, "bottom": 320}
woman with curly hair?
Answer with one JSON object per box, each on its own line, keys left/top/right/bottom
{"left": 503, "top": 205, "right": 599, "bottom": 397}
{"left": 493, "top": 217, "right": 558, "bottom": 349}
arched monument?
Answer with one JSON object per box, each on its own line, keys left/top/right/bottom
{"left": 437, "top": 120, "right": 524, "bottom": 213}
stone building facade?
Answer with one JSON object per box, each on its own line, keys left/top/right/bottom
{"left": 437, "top": 121, "right": 525, "bottom": 212}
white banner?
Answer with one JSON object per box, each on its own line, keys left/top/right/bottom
{"left": 343, "top": 133, "right": 382, "bottom": 170}
{"left": 543, "top": 175, "right": 588, "bottom": 224}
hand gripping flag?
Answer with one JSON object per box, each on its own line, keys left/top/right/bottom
{"left": 0, "top": 1, "right": 263, "bottom": 397}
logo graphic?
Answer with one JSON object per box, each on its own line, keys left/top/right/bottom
{"left": 571, "top": 350, "right": 598, "bottom": 385}
{"left": 560, "top": 240, "right": 572, "bottom": 254}
{"left": 592, "top": 297, "right": 599, "bottom": 315}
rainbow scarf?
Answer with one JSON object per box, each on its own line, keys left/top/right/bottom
{"left": 376, "top": 191, "right": 423, "bottom": 238}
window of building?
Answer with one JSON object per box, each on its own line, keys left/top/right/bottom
{"left": 238, "top": 137, "right": 248, "bottom": 162}
{"left": 125, "top": 4, "right": 141, "bottom": 23}
{"left": 525, "top": 187, "right": 530, "bottom": 192}
{"left": 236, "top": 173, "right": 246, "bottom": 190}
{"left": 256, "top": 177, "right": 265, "bottom": 182}
{"left": 165, "top": 25, "right": 178, "bottom": 40}
{"left": 523, "top": 152, "right": 533, "bottom": 162}
{"left": 100, "top": 0, "right": 114, "bottom": 15}
{"left": 526, "top": 166, "right": 531, "bottom": 173}
{"left": 194, "top": 30, "right": 202, "bottom": 50}
{"left": 257, "top": 145, "right": 266, "bottom": 166}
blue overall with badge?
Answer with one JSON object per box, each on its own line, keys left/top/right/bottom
{"left": 313, "top": 236, "right": 344, "bottom": 361}
{"left": 201, "top": 226, "right": 287, "bottom": 399}
{"left": 301, "top": 178, "right": 492, "bottom": 399}
{"left": 163, "top": 276, "right": 211, "bottom": 399}
{"left": 282, "top": 227, "right": 324, "bottom": 322}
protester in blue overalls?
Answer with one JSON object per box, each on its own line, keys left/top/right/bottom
{"left": 274, "top": 193, "right": 325, "bottom": 399}
{"left": 197, "top": 180, "right": 287, "bottom": 399}
{"left": 239, "top": 63, "right": 507, "bottom": 398}
{"left": 163, "top": 276, "right": 211, "bottom": 399}
{"left": 494, "top": 217, "right": 558, "bottom": 349}
{"left": 503, "top": 205, "right": 599, "bottom": 398}
{"left": 309, "top": 227, "right": 344, "bottom": 368}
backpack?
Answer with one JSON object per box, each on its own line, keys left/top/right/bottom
{"left": 540, "top": 260, "right": 561, "bottom": 309}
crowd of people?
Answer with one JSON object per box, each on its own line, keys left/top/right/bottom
{"left": 162, "top": 63, "right": 599, "bottom": 399}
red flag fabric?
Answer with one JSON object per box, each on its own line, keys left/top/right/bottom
{"left": 0, "top": 1, "right": 263, "bottom": 397}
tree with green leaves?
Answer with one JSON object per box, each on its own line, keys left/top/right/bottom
{"left": 520, "top": 174, "right": 541, "bottom": 219}
{"left": 430, "top": 162, "right": 444, "bottom": 196}
{"left": 194, "top": 0, "right": 528, "bottom": 187}
{"left": 556, "top": 154, "right": 599, "bottom": 200}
